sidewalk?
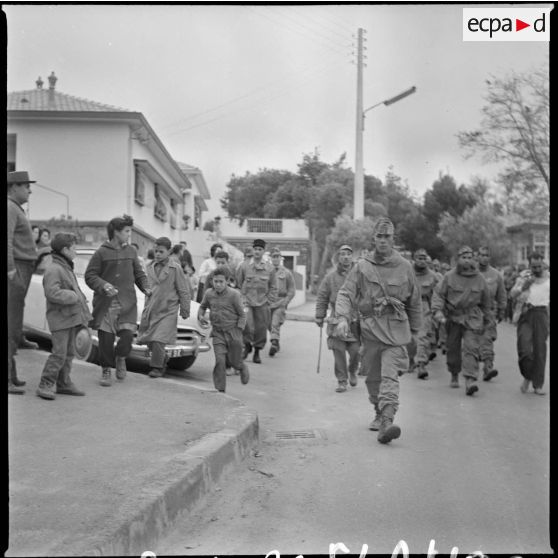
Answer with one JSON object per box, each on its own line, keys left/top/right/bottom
{"left": 7, "top": 349, "right": 258, "bottom": 557}
{"left": 286, "top": 292, "right": 316, "bottom": 322}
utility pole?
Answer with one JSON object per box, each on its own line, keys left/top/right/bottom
{"left": 354, "top": 28, "right": 365, "bottom": 221}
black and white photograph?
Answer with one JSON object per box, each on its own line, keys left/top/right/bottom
{"left": 5, "top": 3, "right": 550, "bottom": 556}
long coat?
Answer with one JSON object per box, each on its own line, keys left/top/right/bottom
{"left": 137, "top": 259, "right": 191, "bottom": 344}
{"left": 43, "top": 253, "right": 92, "bottom": 332}
{"left": 85, "top": 242, "right": 149, "bottom": 329}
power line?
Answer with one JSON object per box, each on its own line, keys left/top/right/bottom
{"left": 282, "top": 5, "right": 353, "bottom": 42}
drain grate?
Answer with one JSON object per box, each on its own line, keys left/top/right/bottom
{"left": 274, "top": 429, "right": 327, "bottom": 440}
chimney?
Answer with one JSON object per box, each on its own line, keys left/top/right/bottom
{"left": 36, "top": 76, "right": 44, "bottom": 89}
{"left": 48, "top": 71, "right": 57, "bottom": 90}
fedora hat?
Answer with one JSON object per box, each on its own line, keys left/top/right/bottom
{"left": 7, "top": 171, "right": 36, "bottom": 185}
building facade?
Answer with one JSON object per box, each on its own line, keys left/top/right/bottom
{"left": 506, "top": 221, "right": 550, "bottom": 266}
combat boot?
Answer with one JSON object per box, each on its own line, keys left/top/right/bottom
{"left": 269, "top": 339, "right": 278, "bottom": 357}
{"left": 243, "top": 342, "right": 252, "bottom": 359}
{"left": 335, "top": 382, "right": 347, "bottom": 393}
{"left": 348, "top": 369, "right": 358, "bottom": 386}
{"left": 465, "top": 377, "right": 479, "bottom": 396}
{"left": 483, "top": 360, "right": 498, "bottom": 382}
{"left": 450, "top": 373, "right": 459, "bottom": 388}
{"left": 100, "top": 367, "right": 112, "bottom": 387}
{"left": 416, "top": 362, "right": 429, "bottom": 380}
{"left": 377, "top": 405, "right": 401, "bottom": 444}
{"left": 115, "top": 356, "right": 127, "bottom": 380}
{"left": 253, "top": 348, "right": 261, "bottom": 364}
{"left": 368, "top": 405, "right": 381, "bottom": 431}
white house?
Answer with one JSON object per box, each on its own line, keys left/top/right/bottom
{"left": 7, "top": 72, "right": 211, "bottom": 257}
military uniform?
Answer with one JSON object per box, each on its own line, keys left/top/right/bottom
{"left": 478, "top": 264, "right": 507, "bottom": 379}
{"left": 268, "top": 256, "right": 295, "bottom": 354}
{"left": 431, "top": 258, "right": 491, "bottom": 393}
{"left": 315, "top": 262, "right": 360, "bottom": 391}
{"left": 336, "top": 250, "right": 422, "bottom": 414}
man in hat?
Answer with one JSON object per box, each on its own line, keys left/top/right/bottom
{"left": 268, "top": 248, "right": 295, "bottom": 356}
{"left": 315, "top": 244, "right": 360, "bottom": 393}
{"left": 476, "top": 245, "right": 507, "bottom": 381}
{"left": 407, "top": 248, "right": 440, "bottom": 379}
{"left": 7, "top": 171, "right": 39, "bottom": 393}
{"left": 236, "top": 238, "right": 277, "bottom": 364}
{"left": 335, "top": 218, "right": 422, "bottom": 444}
{"left": 432, "top": 246, "right": 491, "bottom": 395}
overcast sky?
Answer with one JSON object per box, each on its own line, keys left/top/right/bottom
{"left": 4, "top": 3, "right": 550, "bottom": 217}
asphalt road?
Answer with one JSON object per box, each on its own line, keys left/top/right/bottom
{"left": 154, "top": 320, "right": 550, "bottom": 556}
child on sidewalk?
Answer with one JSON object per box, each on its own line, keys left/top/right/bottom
{"left": 198, "top": 269, "right": 249, "bottom": 392}
{"left": 36, "top": 233, "right": 93, "bottom": 400}
{"left": 137, "top": 237, "right": 191, "bottom": 378}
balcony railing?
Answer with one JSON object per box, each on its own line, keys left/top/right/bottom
{"left": 247, "top": 219, "right": 283, "bottom": 234}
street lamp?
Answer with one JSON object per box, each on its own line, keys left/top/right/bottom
{"left": 33, "top": 182, "right": 70, "bottom": 219}
{"left": 354, "top": 85, "right": 417, "bottom": 220}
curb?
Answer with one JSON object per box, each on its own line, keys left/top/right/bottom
{"left": 51, "top": 405, "right": 259, "bottom": 556}
{"left": 285, "top": 312, "right": 315, "bottom": 322}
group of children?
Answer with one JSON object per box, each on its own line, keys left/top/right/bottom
{"left": 35, "top": 233, "right": 248, "bottom": 400}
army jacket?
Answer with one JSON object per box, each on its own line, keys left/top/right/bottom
{"left": 431, "top": 267, "right": 491, "bottom": 330}
{"left": 269, "top": 265, "right": 295, "bottom": 309}
{"left": 479, "top": 265, "right": 507, "bottom": 318}
{"left": 236, "top": 259, "right": 277, "bottom": 307}
{"left": 414, "top": 267, "right": 439, "bottom": 312}
{"left": 335, "top": 250, "right": 422, "bottom": 346}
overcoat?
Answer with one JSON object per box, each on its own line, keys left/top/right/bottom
{"left": 137, "top": 259, "right": 191, "bottom": 344}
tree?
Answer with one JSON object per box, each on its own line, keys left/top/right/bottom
{"left": 457, "top": 64, "right": 549, "bottom": 218}
{"left": 437, "top": 204, "right": 512, "bottom": 267}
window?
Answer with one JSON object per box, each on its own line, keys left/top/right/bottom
{"left": 7, "top": 134, "right": 16, "bottom": 172}
{"left": 154, "top": 184, "right": 167, "bottom": 222}
{"left": 134, "top": 166, "right": 146, "bottom": 205}
{"left": 247, "top": 219, "right": 283, "bottom": 233}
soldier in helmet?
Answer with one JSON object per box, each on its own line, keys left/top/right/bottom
{"left": 431, "top": 246, "right": 491, "bottom": 395}
{"left": 335, "top": 218, "right": 422, "bottom": 444}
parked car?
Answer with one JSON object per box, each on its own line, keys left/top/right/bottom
{"left": 23, "top": 247, "right": 211, "bottom": 370}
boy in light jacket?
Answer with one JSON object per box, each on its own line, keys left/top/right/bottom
{"left": 36, "top": 233, "right": 93, "bottom": 400}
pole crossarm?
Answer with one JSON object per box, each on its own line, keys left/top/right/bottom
{"left": 35, "top": 183, "right": 70, "bottom": 217}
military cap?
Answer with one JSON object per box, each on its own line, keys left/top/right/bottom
{"left": 338, "top": 244, "right": 353, "bottom": 253}
{"left": 270, "top": 247, "right": 282, "bottom": 256}
{"left": 458, "top": 245, "right": 474, "bottom": 256}
{"left": 253, "top": 239, "right": 266, "bottom": 249}
{"left": 374, "top": 217, "right": 395, "bottom": 235}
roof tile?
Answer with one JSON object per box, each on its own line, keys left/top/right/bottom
{"left": 7, "top": 89, "right": 130, "bottom": 112}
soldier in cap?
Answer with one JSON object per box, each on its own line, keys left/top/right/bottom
{"left": 315, "top": 244, "right": 360, "bottom": 392}
{"left": 431, "top": 246, "right": 491, "bottom": 395}
{"left": 268, "top": 248, "right": 295, "bottom": 356}
{"left": 7, "top": 171, "right": 39, "bottom": 393}
{"left": 407, "top": 248, "right": 440, "bottom": 379}
{"left": 476, "top": 245, "right": 507, "bottom": 381}
{"left": 236, "top": 238, "right": 277, "bottom": 363}
{"left": 335, "top": 218, "right": 422, "bottom": 443}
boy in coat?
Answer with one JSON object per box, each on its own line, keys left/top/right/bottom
{"left": 198, "top": 269, "right": 250, "bottom": 392}
{"left": 36, "top": 233, "right": 93, "bottom": 400}
{"left": 138, "top": 237, "right": 191, "bottom": 378}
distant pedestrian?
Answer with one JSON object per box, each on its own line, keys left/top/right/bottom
{"left": 432, "top": 246, "right": 491, "bottom": 395}
{"left": 196, "top": 242, "right": 223, "bottom": 302}
{"left": 198, "top": 268, "right": 250, "bottom": 392}
{"left": 335, "top": 218, "right": 422, "bottom": 444}
{"left": 510, "top": 252, "right": 549, "bottom": 395}
{"left": 268, "top": 248, "right": 295, "bottom": 357}
{"left": 31, "top": 225, "right": 40, "bottom": 244}
{"left": 236, "top": 238, "right": 277, "bottom": 364}
{"left": 408, "top": 248, "right": 439, "bottom": 380}
{"left": 315, "top": 244, "right": 360, "bottom": 393}
{"left": 137, "top": 237, "right": 191, "bottom": 378}
{"left": 7, "top": 170, "right": 39, "bottom": 393}
{"left": 36, "top": 233, "right": 92, "bottom": 400}
{"left": 477, "top": 246, "right": 507, "bottom": 381}
{"left": 179, "top": 240, "right": 194, "bottom": 271}
{"left": 85, "top": 214, "right": 151, "bottom": 387}
{"left": 204, "top": 250, "right": 236, "bottom": 294}
{"left": 36, "top": 227, "right": 51, "bottom": 250}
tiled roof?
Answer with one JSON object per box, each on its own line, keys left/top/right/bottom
{"left": 7, "top": 88, "right": 131, "bottom": 112}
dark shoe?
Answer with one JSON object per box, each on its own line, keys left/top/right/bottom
{"left": 269, "top": 340, "right": 278, "bottom": 357}
{"left": 148, "top": 368, "right": 163, "bottom": 378}
{"left": 19, "top": 337, "right": 39, "bottom": 350}
{"left": 450, "top": 373, "right": 459, "bottom": 388}
{"left": 520, "top": 379, "right": 530, "bottom": 393}
{"left": 349, "top": 371, "right": 358, "bottom": 387}
{"left": 217, "top": 389, "right": 225, "bottom": 393}
{"left": 243, "top": 343, "right": 252, "bottom": 359}
{"left": 483, "top": 369, "right": 498, "bottom": 382}
{"left": 36, "top": 383, "right": 56, "bottom": 400}
{"left": 240, "top": 363, "right": 250, "bottom": 385}
{"left": 416, "top": 363, "right": 429, "bottom": 380}
{"left": 115, "top": 356, "right": 127, "bottom": 380}
{"left": 252, "top": 349, "right": 261, "bottom": 364}
{"left": 100, "top": 368, "right": 112, "bottom": 387}
{"left": 56, "top": 384, "right": 85, "bottom": 396}
{"left": 335, "top": 383, "right": 347, "bottom": 393}
{"left": 8, "top": 382, "right": 25, "bottom": 395}
{"left": 429, "top": 351, "right": 437, "bottom": 361}
{"left": 11, "top": 377, "right": 26, "bottom": 387}
{"left": 377, "top": 406, "right": 401, "bottom": 444}
{"left": 465, "top": 378, "right": 479, "bottom": 396}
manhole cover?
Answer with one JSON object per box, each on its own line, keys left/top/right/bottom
{"left": 274, "top": 429, "right": 327, "bottom": 440}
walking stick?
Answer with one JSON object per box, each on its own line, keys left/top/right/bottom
{"left": 316, "top": 324, "right": 323, "bottom": 374}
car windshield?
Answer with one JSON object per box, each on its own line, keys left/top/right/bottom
{"left": 74, "top": 253, "right": 93, "bottom": 277}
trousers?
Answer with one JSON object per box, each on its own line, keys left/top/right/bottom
{"left": 243, "top": 305, "right": 270, "bottom": 349}
{"left": 479, "top": 315, "right": 498, "bottom": 363}
{"left": 327, "top": 337, "right": 360, "bottom": 384}
{"left": 445, "top": 321, "right": 482, "bottom": 379}
{"left": 97, "top": 329, "right": 134, "bottom": 367}
{"left": 39, "top": 326, "right": 77, "bottom": 387}
{"left": 269, "top": 306, "right": 286, "bottom": 341}
{"left": 517, "top": 307, "right": 548, "bottom": 389}
{"left": 213, "top": 328, "right": 244, "bottom": 391}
